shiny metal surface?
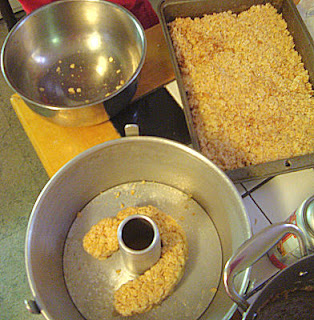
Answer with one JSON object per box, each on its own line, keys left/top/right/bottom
{"left": 158, "top": 0, "right": 314, "bottom": 182}
{"left": 1, "top": 0, "right": 146, "bottom": 126}
{"left": 117, "top": 214, "right": 161, "bottom": 275}
{"left": 304, "top": 195, "right": 314, "bottom": 238}
{"left": 223, "top": 222, "right": 308, "bottom": 312}
{"left": 24, "top": 299, "right": 40, "bottom": 314}
{"left": 25, "top": 137, "right": 251, "bottom": 320}
{"left": 124, "top": 123, "right": 140, "bottom": 136}
{"left": 267, "top": 195, "right": 314, "bottom": 269}
{"left": 64, "top": 181, "right": 222, "bottom": 320}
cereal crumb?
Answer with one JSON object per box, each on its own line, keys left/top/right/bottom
{"left": 210, "top": 287, "right": 218, "bottom": 294}
{"left": 68, "top": 87, "right": 75, "bottom": 94}
{"left": 70, "top": 63, "right": 75, "bottom": 69}
{"left": 109, "top": 57, "right": 114, "bottom": 62}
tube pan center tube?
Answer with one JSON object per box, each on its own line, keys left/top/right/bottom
{"left": 117, "top": 214, "right": 161, "bottom": 275}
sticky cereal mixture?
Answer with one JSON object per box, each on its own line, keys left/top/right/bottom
{"left": 169, "top": 3, "right": 314, "bottom": 171}
{"left": 83, "top": 205, "right": 188, "bottom": 316}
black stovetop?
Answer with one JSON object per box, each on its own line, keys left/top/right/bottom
{"left": 111, "top": 87, "right": 191, "bottom": 145}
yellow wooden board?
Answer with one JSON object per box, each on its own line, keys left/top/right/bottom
{"left": 11, "top": 94, "right": 120, "bottom": 177}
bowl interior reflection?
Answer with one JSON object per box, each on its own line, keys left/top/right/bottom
{"left": 2, "top": 0, "right": 144, "bottom": 107}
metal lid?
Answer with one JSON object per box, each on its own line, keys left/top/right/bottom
{"left": 303, "top": 195, "right": 314, "bottom": 237}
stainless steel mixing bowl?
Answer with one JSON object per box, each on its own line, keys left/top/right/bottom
{"left": 1, "top": 0, "right": 146, "bottom": 126}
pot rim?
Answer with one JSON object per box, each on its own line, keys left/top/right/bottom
{"left": 25, "top": 136, "right": 251, "bottom": 319}
{"left": 224, "top": 222, "right": 309, "bottom": 313}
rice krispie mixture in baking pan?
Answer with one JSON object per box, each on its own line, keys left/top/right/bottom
{"left": 160, "top": 0, "right": 314, "bottom": 179}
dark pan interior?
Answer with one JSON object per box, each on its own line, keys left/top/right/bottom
{"left": 245, "top": 254, "right": 314, "bottom": 319}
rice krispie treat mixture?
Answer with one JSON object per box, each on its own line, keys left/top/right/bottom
{"left": 83, "top": 205, "right": 188, "bottom": 316}
{"left": 169, "top": 3, "right": 314, "bottom": 170}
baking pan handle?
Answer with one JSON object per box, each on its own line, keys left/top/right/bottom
{"left": 223, "top": 222, "right": 308, "bottom": 312}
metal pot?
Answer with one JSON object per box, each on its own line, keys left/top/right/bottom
{"left": 1, "top": 0, "right": 146, "bottom": 127}
{"left": 224, "top": 223, "right": 313, "bottom": 319}
{"left": 25, "top": 136, "right": 251, "bottom": 319}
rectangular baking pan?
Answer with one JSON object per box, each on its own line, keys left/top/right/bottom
{"left": 158, "top": 0, "right": 314, "bottom": 183}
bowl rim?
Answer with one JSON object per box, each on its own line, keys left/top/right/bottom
{"left": 1, "top": 0, "right": 147, "bottom": 111}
